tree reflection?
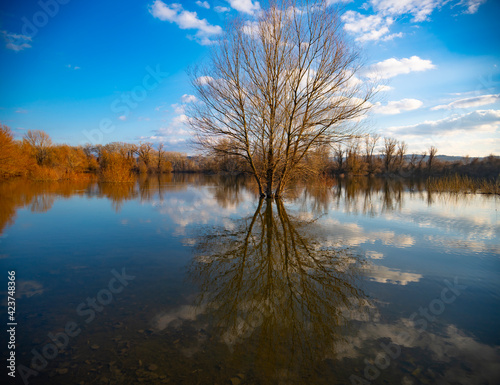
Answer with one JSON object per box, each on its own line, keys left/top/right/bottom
{"left": 189, "top": 198, "right": 368, "bottom": 383}
{"left": 1, "top": 175, "right": 481, "bottom": 237}
{"left": 97, "top": 181, "right": 138, "bottom": 212}
{"left": 0, "top": 179, "right": 95, "bottom": 233}
{"left": 29, "top": 193, "right": 55, "bottom": 213}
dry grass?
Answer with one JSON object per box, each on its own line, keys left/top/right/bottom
{"left": 427, "top": 174, "right": 499, "bottom": 194}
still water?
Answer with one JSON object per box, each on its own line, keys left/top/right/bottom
{"left": 1, "top": 174, "right": 499, "bottom": 384}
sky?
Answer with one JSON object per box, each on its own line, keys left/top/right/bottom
{"left": 0, "top": 0, "right": 499, "bottom": 156}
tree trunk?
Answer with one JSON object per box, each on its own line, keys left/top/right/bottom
{"left": 265, "top": 149, "right": 275, "bottom": 198}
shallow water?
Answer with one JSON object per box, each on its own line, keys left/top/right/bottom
{"left": 1, "top": 175, "right": 499, "bottom": 384}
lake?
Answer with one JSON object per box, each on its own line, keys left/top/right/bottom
{"left": 1, "top": 174, "right": 499, "bottom": 384}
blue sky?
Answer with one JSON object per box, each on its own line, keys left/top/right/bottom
{"left": 0, "top": 0, "right": 499, "bottom": 156}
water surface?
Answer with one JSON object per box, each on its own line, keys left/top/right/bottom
{"left": 1, "top": 175, "right": 499, "bottom": 384}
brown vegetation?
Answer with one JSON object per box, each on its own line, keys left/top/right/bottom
{"left": 427, "top": 174, "right": 499, "bottom": 194}
{"left": 0, "top": 126, "right": 177, "bottom": 182}
{"left": 327, "top": 134, "right": 499, "bottom": 183}
{"left": 1, "top": 125, "right": 497, "bottom": 193}
{"left": 0, "top": 125, "right": 34, "bottom": 178}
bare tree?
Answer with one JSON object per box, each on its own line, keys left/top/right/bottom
{"left": 428, "top": 145, "right": 438, "bottom": 173}
{"left": 395, "top": 140, "right": 407, "bottom": 170}
{"left": 345, "top": 137, "right": 364, "bottom": 175}
{"left": 332, "top": 144, "right": 344, "bottom": 173}
{"left": 408, "top": 153, "right": 418, "bottom": 170}
{"left": 188, "top": 0, "right": 373, "bottom": 197}
{"left": 364, "top": 134, "right": 380, "bottom": 174}
{"left": 136, "top": 142, "right": 154, "bottom": 172}
{"left": 156, "top": 143, "right": 166, "bottom": 172}
{"left": 23, "top": 130, "right": 52, "bottom": 166}
{"left": 417, "top": 151, "right": 427, "bottom": 171}
{"left": 382, "top": 137, "right": 397, "bottom": 173}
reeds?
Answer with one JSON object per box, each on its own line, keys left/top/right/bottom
{"left": 427, "top": 174, "right": 499, "bottom": 194}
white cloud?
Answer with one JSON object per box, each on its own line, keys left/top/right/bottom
{"left": 118, "top": 115, "right": 127, "bottom": 121}
{"left": 196, "top": 76, "right": 214, "bottom": 85}
{"left": 227, "top": 0, "right": 260, "bottom": 15}
{"left": 342, "top": 1, "right": 485, "bottom": 46}
{"left": 155, "top": 125, "right": 190, "bottom": 136}
{"left": 139, "top": 118, "right": 192, "bottom": 149}
{"left": 15, "top": 108, "right": 28, "bottom": 114}
{"left": 171, "top": 103, "right": 185, "bottom": 114}
{"left": 369, "top": 0, "right": 487, "bottom": 22}
{"left": 431, "top": 94, "right": 500, "bottom": 111}
{"left": 341, "top": 11, "right": 402, "bottom": 42}
{"left": 195, "top": 1, "right": 210, "bottom": 9}
{"left": 374, "top": 84, "right": 394, "bottom": 92}
{"left": 144, "top": 136, "right": 188, "bottom": 145}
{"left": 366, "top": 56, "right": 436, "bottom": 79}
{"left": 369, "top": 0, "right": 444, "bottom": 22}
{"left": 172, "top": 114, "right": 190, "bottom": 125}
{"left": 176, "top": 9, "right": 220, "bottom": 33}
{"left": 461, "top": 0, "right": 487, "bottom": 14}
{"left": 181, "top": 94, "right": 198, "bottom": 103}
{"left": 374, "top": 29, "right": 403, "bottom": 42}
{"left": 448, "top": 90, "right": 478, "bottom": 96}
{"left": 344, "top": 71, "right": 363, "bottom": 90}
{"left": 374, "top": 98, "right": 423, "bottom": 114}
{"left": 1, "top": 31, "right": 32, "bottom": 51}
{"left": 149, "top": 0, "right": 222, "bottom": 45}
{"left": 150, "top": 1, "right": 178, "bottom": 21}
{"left": 214, "top": 6, "right": 230, "bottom": 12}
{"left": 387, "top": 109, "right": 500, "bottom": 136}
{"left": 242, "top": 21, "right": 260, "bottom": 36}
{"left": 382, "top": 31, "right": 403, "bottom": 41}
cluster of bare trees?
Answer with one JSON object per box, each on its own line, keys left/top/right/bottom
{"left": 83, "top": 142, "right": 174, "bottom": 177}
{"left": 331, "top": 134, "right": 441, "bottom": 176}
{"left": 1, "top": 126, "right": 91, "bottom": 180}
{"left": 3, "top": 125, "right": 497, "bottom": 184}
{"left": 1, "top": 127, "right": 186, "bottom": 181}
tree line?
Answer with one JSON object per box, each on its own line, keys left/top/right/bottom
{"left": 1, "top": 125, "right": 498, "bottom": 183}
{"left": 329, "top": 134, "right": 499, "bottom": 179}
{"left": 0, "top": 125, "right": 187, "bottom": 181}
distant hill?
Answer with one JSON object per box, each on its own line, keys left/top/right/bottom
{"left": 434, "top": 155, "right": 466, "bottom": 162}
{"left": 404, "top": 155, "right": 497, "bottom": 163}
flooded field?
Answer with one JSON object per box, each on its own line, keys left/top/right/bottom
{"left": 1, "top": 174, "right": 499, "bottom": 384}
